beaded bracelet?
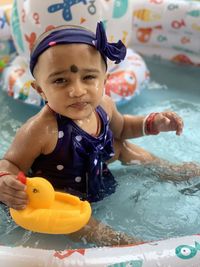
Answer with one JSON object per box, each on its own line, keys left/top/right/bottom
{"left": 0, "top": 172, "right": 11, "bottom": 177}
{"left": 143, "top": 112, "right": 160, "bottom": 135}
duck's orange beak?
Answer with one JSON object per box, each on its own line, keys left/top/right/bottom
{"left": 17, "top": 171, "right": 27, "bottom": 185}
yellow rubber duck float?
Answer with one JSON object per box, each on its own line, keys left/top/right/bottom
{"left": 10, "top": 172, "right": 92, "bottom": 234}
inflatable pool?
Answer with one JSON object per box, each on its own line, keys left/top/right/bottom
{"left": 0, "top": 0, "right": 200, "bottom": 266}
{"left": 1, "top": 235, "right": 200, "bottom": 266}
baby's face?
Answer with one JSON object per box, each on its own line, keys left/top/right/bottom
{"left": 34, "top": 43, "right": 106, "bottom": 120}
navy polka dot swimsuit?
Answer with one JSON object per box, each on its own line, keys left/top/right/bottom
{"left": 31, "top": 106, "right": 117, "bottom": 202}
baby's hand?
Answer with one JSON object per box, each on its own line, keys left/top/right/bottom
{"left": 0, "top": 174, "right": 28, "bottom": 210}
{"left": 153, "top": 111, "right": 183, "bottom": 135}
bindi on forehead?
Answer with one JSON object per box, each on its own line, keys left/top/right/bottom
{"left": 70, "top": 65, "right": 79, "bottom": 73}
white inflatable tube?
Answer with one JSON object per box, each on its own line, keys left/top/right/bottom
{"left": 1, "top": 235, "right": 200, "bottom": 266}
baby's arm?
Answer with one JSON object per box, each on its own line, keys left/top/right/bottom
{"left": 101, "top": 96, "right": 183, "bottom": 139}
{"left": 101, "top": 95, "right": 144, "bottom": 139}
{"left": 0, "top": 117, "right": 49, "bottom": 209}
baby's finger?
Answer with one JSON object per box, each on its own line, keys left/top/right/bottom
{"left": 155, "top": 115, "right": 170, "bottom": 132}
{"left": 10, "top": 203, "right": 27, "bottom": 210}
{"left": 3, "top": 175, "right": 26, "bottom": 191}
{"left": 173, "top": 115, "right": 183, "bottom": 135}
{"left": 3, "top": 193, "right": 28, "bottom": 209}
{"left": 163, "top": 112, "right": 183, "bottom": 135}
{"left": 3, "top": 186, "right": 28, "bottom": 201}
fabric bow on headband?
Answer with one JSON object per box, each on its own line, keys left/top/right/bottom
{"left": 95, "top": 21, "right": 126, "bottom": 64}
{"left": 30, "top": 21, "right": 127, "bottom": 75}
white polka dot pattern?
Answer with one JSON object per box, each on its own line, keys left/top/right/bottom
{"left": 58, "top": 131, "right": 64, "bottom": 138}
{"left": 75, "top": 135, "right": 82, "bottom": 142}
{"left": 75, "top": 176, "right": 82, "bottom": 183}
{"left": 57, "top": 165, "right": 64, "bottom": 170}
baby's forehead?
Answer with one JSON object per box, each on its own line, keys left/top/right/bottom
{"left": 35, "top": 44, "right": 106, "bottom": 75}
{"left": 39, "top": 43, "right": 101, "bottom": 60}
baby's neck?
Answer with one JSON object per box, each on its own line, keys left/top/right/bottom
{"left": 74, "top": 110, "right": 101, "bottom": 137}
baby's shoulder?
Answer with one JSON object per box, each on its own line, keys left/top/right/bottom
{"left": 20, "top": 106, "right": 57, "bottom": 139}
{"left": 100, "top": 95, "right": 116, "bottom": 118}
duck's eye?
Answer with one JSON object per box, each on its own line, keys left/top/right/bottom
{"left": 32, "top": 188, "right": 39, "bottom": 193}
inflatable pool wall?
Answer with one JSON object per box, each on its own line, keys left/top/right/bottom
{"left": 10, "top": 0, "right": 132, "bottom": 58}
{"left": 131, "top": 0, "right": 200, "bottom": 66}
{"left": 1, "top": 235, "right": 200, "bottom": 266}
{"left": 9, "top": 0, "right": 200, "bottom": 65}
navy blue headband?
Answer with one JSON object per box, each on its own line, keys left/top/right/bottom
{"left": 30, "top": 21, "right": 126, "bottom": 76}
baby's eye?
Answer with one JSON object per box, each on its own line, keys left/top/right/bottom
{"left": 53, "top": 78, "right": 68, "bottom": 84}
{"left": 83, "top": 75, "right": 96, "bottom": 80}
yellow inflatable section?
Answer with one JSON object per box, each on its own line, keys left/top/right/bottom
{"left": 10, "top": 172, "right": 92, "bottom": 234}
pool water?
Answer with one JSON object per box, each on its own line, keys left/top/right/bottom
{"left": 0, "top": 58, "right": 200, "bottom": 249}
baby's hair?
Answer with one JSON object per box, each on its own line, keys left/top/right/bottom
{"left": 31, "top": 24, "right": 94, "bottom": 56}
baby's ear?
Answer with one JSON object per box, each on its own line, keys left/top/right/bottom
{"left": 31, "top": 81, "right": 47, "bottom": 100}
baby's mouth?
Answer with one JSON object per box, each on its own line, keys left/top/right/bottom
{"left": 70, "top": 102, "right": 88, "bottom": 109}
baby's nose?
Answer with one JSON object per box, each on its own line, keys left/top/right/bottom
{"left": 68, "top": 80, "right": 87, "bottom": 97}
